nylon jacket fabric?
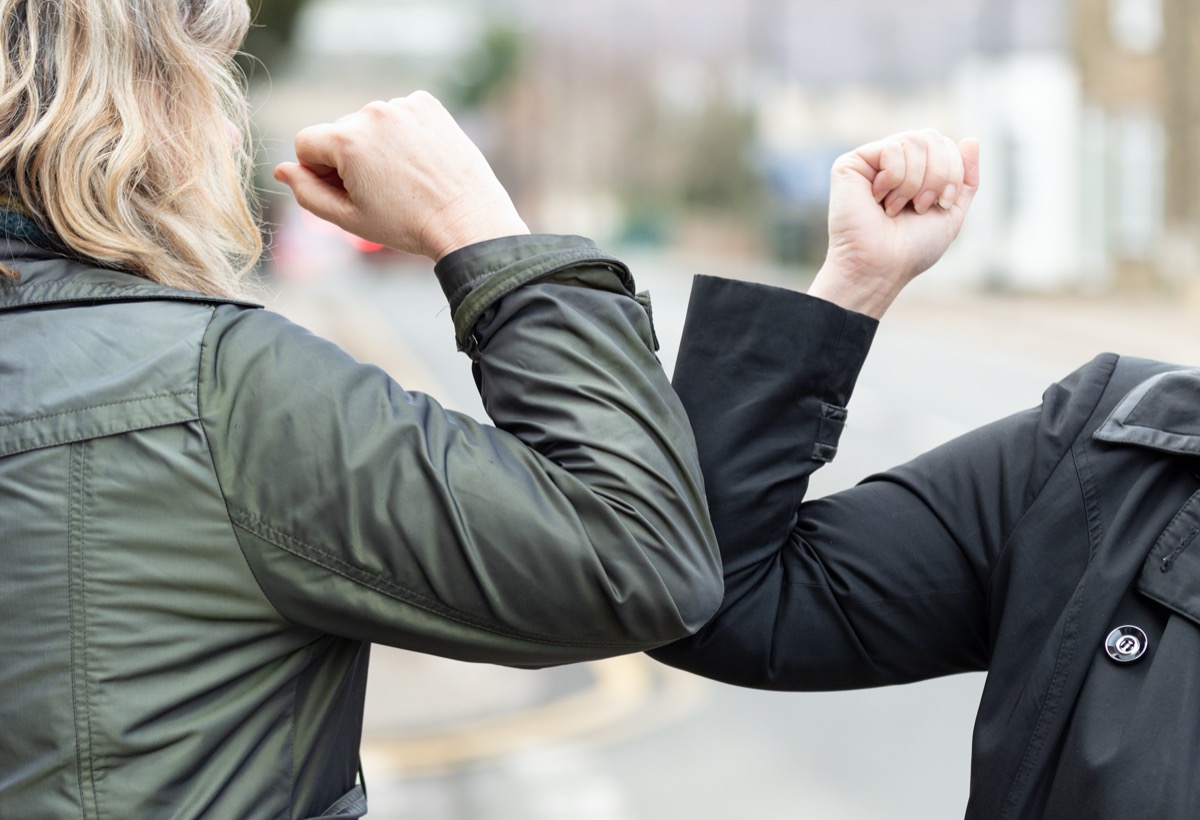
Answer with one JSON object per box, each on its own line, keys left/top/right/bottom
{"left": 0, "top": 235, "right": 721, "bottom": 819}
{"left": 652, "top": 274, "right": 1200, "bottom": 818}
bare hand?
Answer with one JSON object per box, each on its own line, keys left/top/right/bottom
{"left": 274, "top": 91, "right": 529, "bottom": 261}
{"left": 807, "top": 130, "right": 980, "bottom": 318}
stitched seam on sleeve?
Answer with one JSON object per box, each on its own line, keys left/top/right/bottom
{"left": 837, "top": 586, "right": 979, "bottom": 609}
{"left": 229, "top": 505, "right": 642, "bottom": 651}
{"left": 783, "top": 581, "right": 978, "bottom": 609}
{"left": 194, "top": 307, "right": 301, "bottom": 627}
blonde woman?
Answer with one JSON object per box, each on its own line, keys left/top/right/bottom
{"left": 0, "top": 2, "right": 721, "bottom": 817}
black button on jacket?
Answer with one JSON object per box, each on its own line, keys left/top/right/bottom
{"left": 653, "top": 275, "right": 1200, "bottom": 819}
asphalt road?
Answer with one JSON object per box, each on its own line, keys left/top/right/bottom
{"left": 270, "top": 248, "right": 1200, "bottom": 819}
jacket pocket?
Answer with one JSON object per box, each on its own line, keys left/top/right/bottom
{"left": 1138, "top": 490, "right": 1200, "bottom": 626}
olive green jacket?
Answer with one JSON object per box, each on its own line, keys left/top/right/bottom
{"left": 0, "top": 234, "right": 721, "bottom": 819}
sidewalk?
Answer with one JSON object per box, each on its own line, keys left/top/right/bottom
{"left": 888, "top": 287, "right": 1200, "bottom": 376}
{"left": 617, "top": 245, "right": 1200, "bottom": 375}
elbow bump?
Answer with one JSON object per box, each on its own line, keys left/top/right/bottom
{"left": 665, "top": 560, "right": 724, "bottom": 639}
{"left": 682, "top": 572, "right": 725, "bottom": 635}
{"left": 620, "top": 567, "right": 723, "bottom": 647}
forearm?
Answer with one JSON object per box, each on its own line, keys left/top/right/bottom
{"left": 205, "top": 236, "right": 721, "bottom": 667}
{"left": 649, "top": 275, "right": 990, "bottom": 688}
{"left": 439, "top": 235, "right": 724, "bottom": 648}
{"left": 806, "top": 259, "right": 904, "bottom": 320}
{"left": 264, "top": 95, "right": 721, "bottom": 663}
{"left": 649, "top": 278, "right": 1102, "bottom": 689}
{"left": 647, "top": 275, "right": 879, "bottom": 682}
{"left": 662, "top": 276, "right": 878, "bottom": 570}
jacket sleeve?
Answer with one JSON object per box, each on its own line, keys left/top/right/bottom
{"left": 198, "top": 235, "right": 721, "bottom": 668}
{"left": 650, "top": 275, "right": 1105, "bottom": 690}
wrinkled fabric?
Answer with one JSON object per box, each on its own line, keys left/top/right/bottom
{"left": 653, "top": 274, "right": 1200, "bottom": 819}
{"left": 0, "top": 235, "right": 720, "bottom": 819}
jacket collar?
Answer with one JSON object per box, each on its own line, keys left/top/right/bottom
{"left": 0, "top": 208, "right": 259, "bottom": 311}
{"left": 1094, "top": 369, "right": 1200, "bottom": 456}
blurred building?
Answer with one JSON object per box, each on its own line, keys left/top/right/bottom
{"left": 498, "top": 0, "right": 1095, "bottom": 289}
{"left": 751, "top": 0, "right": 1084, "bottom": 289}
{"left": 261, "top": 0, "right": 1200, "bottom": 293}
{"left": 958, "top": 0, "right": 1084, "bottom": 291}
{"left": 499, "top": 1, "right": 766, "bottom": 249}
{"left": 1076, "top": 0, "right": 1200, "bottom": 289}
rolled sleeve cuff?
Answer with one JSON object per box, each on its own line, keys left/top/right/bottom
{"left": 434, "top": 234, "right": 634, "bottom": 356}
{"left": 682, "top": 275, "right": 879, "bottom": 463}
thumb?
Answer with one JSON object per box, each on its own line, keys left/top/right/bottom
{"left": 274, "top": 162, "right": 355, "bottom": 229}
{"left": 959, "top": 138, "right": 980, "bottom": 190}
{"left": 952, "top": 137, "right": 981, "bottom": 218}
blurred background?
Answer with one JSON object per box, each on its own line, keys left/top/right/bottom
{"left": 242, "top": 1, "right": 1200, "bottom": 818}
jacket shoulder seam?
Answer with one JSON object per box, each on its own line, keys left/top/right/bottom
{"left": 987, "top": 353, "right": 1120, "bottom": 590}
{"left": 194, "top": 305, "right": 298, "bottom": 628}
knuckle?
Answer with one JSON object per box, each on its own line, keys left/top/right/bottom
{"left": 362, "top": 99, "right": 392, "bottom": 118}
{"left": 329, "top": 128, "right": 355, "bottom": 151}
{"left": 406, "top": 90, "right": 440, "bottom": 114}
{"left": 881, "top": 142, "right": 905, "bottom": 165}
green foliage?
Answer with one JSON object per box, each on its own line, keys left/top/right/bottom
{"left": 447, "top": 25, "right": 524, "bottom": 110}
{"left": 250, "top": 0, "right": 306, "bottom": 39}
{"left": 680, "top": 105, "right": 763, "bottom": 212}
{"left": 241, "top": 0, "right": 309, "bottom": 76}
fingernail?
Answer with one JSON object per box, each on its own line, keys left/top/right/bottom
{"left": 938, "top": 185, "right": 958, "bottom": 209}
{"left": 915, "top": 190, "right": 937, "bottom": 213}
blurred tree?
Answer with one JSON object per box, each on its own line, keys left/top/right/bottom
{"left": 615, "top": 92, "right": 765, "bottom": 250}
{"left": 240, "top": 0, "right": 310, "bottom": 78}
{"left": 446, "top": 24, "right": 524, "bottom": 110}
{"left": 681, "top": 103, "right": 763, "bottom": 213}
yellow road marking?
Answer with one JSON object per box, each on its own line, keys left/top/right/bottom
{"left": 361, "top": 656, "right": 650, "bottom": 775}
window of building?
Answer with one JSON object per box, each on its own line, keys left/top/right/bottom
{"left": 1109, "top": 0, "right": 1164, "bottom": 53}
{"left": 1113, "top": 114, "right": 1165, "bottom": 259}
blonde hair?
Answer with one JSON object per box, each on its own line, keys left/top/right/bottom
{"left": 0, "top": 0, "right": 261, "bottom": 297}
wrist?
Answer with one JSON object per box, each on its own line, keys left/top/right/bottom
{"left": 807, "top": 259, "right": 902, "bottom": 320}
{"left": 424, "top": 199, "right": 530, "bottom": 262}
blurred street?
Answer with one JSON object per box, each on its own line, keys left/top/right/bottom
{"left": 268, "top": 250, "right": 1200, "bottom": 820}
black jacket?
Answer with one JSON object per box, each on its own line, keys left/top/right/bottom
{"left": 653, "top": 275, "right": 1200, "bottom": 818}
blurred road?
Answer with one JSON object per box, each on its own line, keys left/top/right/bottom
{"left": 269, "top": 249, "right": 1200, "bottom": 820}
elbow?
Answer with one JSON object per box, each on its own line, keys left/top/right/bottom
{"left": 674, "top": 564, "right": 724, "bottom": 638}
{"left": 645, "top": 544, "right": 724, "bottom": 645}
{"left": 597, "top": 540, "right": 724, "bottom": 651}
{"left": 506, "top": 563, "right": 724, "bottom": 669}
